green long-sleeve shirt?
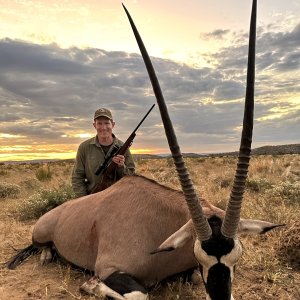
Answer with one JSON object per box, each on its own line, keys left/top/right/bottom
{"left": 71, "top": 135, "right": 135, "bottom": 197}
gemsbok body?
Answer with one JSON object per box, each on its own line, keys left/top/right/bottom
{"left": 5, "top": 175, "right": 281, "bottom": 300}
{"left": 6, "top": 1, "right": 284, "bottom": 299}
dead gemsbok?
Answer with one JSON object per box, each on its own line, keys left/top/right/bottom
{"left": 5, "top": 1, "right": 283, "bottom": 299}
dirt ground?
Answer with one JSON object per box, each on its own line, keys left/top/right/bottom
{"left": 0, "top": 159, "right": 299, "bottom": 299}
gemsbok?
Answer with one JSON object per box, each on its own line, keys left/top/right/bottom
{"left": 5, "top": 1, "right": 283, "bottom": 299}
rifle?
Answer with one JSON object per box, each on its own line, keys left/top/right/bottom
{"left": 90, "top": 104, "right": 155, "bottom": 193}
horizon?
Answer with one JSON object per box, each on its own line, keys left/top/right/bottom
{"left": 1, "top": 142, "right": 298, "bottom": 163}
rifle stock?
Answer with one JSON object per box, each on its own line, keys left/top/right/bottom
{"left": 91, "top": 133, "right": 135, "bottom": 194}
{"left": 91, "top": 104, "right": 155, "bottom": 194}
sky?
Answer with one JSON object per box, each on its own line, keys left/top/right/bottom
{"left": 0, "top": 0, "right": 299, "bottom": 161}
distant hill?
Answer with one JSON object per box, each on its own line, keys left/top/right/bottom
{"left": 136, "top": 144, "right": 300, "bottom": 158}
{"left": 252, "top": 144, "right": 300, "bottom": 155}
{"left": 132, "top": 154, "right": 163, "bottom": 160}
{"left": 1, "top": 144, "right": 299, "bottom": 165}
{"left": 209, "top": 143, "right": 300, "bottom": 157}
{"left": 148, "top": 144, "right": 300, "bottom": 159}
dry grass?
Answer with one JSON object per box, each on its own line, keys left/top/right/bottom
{"left": 0, "top": 154, "right": 299, "bottom": 299}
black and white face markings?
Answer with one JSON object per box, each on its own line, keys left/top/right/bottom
{"left": 194, "top": 216, "right": 242, "bottom": 300}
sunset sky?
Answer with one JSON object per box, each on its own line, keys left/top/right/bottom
{"left": 0, "top": 0, "right": 299, "bottom": 161}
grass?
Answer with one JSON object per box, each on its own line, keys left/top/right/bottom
{"left": 35, "top": 164, "right": 53, "bottom": 181}
{"left": 0, "top": 154, "right": 299, "bottom": 299}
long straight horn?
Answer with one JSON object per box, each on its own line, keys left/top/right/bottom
{"left": 221, "top": 0, "right": 257, "bottom": 238}
{"left": 122, "top": 3, "right": 212, "bottom": 241}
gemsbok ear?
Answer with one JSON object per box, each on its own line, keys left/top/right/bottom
{"left": 150, "top": 220, "right": 194, "bottom": 254}
{"left": 238, "top": 219, "right": 285, "bottom": 234}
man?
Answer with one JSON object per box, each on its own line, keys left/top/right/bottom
{"left": 72, "top": 108, "right": 135, "bottom": 197}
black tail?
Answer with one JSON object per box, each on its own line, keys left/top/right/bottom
{"left": 5, "top": 244, "right": 41, "bottom": 269}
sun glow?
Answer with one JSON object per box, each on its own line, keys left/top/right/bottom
{"left": 0, "top": 151, "right": 77, "bottom": 162}
{"left": 0, "top": 133, "right": 26, "bottom": 138}
{"left": 0, "top": 142, "right": 163, "bottom": 162}
{"left": 0, "top": 144, "right": 78, "bottom": 162}
{"left": 130, "top": 148, "right": 156, "bottom": 154}
{"left": 61, "top": 133, "right": 94, "bottom": 139}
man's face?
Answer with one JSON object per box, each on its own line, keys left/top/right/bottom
{"left": 93, "top": 117, "right": 115, "bottom": 139}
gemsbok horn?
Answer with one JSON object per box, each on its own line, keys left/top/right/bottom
{"left": 123, "top": 0, "right": 282, "bottom": 299}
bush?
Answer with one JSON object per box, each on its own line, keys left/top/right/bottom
{"left": 0, "top": 181, "right": 21, "bottom": 199}
{"left": 271, "top": 181, "right": 300, "bottom": 205}
{"left": 18, "top": 184, "right": 75, "bottom": 220}
{"left": 246, "top": 177, "right": 273, "bottom": 192}
{"left": 0, "top": 168, "right": 8, "bottom": 176}
{"left": 136, "top": 159, "right": 150, "bottom": 166}
{"left": 166, "top": 157, "right": 174, "bottom": 167}
{"left": 20, "top": 178, "right": 40, "bottom": 190}
{"left": 35, "top": 165, "right": 52, "bottom": 181}
{"left": 213, "top": 175, "right": 233, "bottom": 189}
{"left": 277, "top": 220, "right": 300, "bottom": 270}
{"left": 220, "top": 178, "right": 232, "bottom": 188}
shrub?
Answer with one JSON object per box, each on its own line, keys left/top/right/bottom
{"left": 220, "top": 178, "right": 232, "bottom": 188}
{"left": 0, "top": 181, "right": 21, "bottom": 199}
{"left": 246, "top": 177, "right": 273, "bottom": 192}
{"left": 0, "top": 168, "right": 8, "bottom": 176}
{"left": 213, "top": 176, "right": 232, "bottom": 189}
{"left": 277, "top": 220, "right": 300, "bottom": 270}
{"left": 35, "top": 165, "right": 52, "bottom": 181}
{"left": 18, "top": 184, "right": 75, "bottom": 220}
{"left": 20, "top": 178, "right": 40, "bottom": 190}
{"left": 196, "top": 157, "right": 206, "bottom": 163}
{"left": 166, "top": 157, "right": 174, "bottom": 167}
{"left": 271, "top": 181, "right": 300, "bottom": 205}
{"left": 136, "top": 159, "right": 150, "bottom": 166}
{"left": 63, "top": 167, "right": 73, "bottom": 176}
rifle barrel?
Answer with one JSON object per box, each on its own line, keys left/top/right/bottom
{"left": 132, "top": 104, "right": 155, "bottom": 133}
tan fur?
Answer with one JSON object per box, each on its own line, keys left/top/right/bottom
{"left": 32, "top": 175, "right": 279, "bottom": 287}
{"left": 33, "top": 175, "right": 196, "bottom": 286}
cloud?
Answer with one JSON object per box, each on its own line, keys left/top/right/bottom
{"left": 201, "top": 29, "right": 230, "bottom": 40}
{"left": 0, "top": 113, "right": 21, "bottom": 122}
{"left": 254, "top": 23, "right": 300, "bottom": 72}
{"left": 0, "top": 39, "right": 89, "bottom": 74}
{"left": 0, "top": 20, "right": 299, "bottom": 156}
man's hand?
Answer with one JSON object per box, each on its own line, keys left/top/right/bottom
{"left": 112, "top": 154, "right": 125, "bottom": 167}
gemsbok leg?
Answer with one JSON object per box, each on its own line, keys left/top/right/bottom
{"left": 80, "top": 273, "right": 148, "bottom": 300}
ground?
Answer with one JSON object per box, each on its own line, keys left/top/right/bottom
{"left": 0, "top": 156, "right": 299, "bottom": 299}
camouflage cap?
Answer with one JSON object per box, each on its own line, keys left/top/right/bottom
{"left": 94, "top": 108, "right": 113, "bottom": 120}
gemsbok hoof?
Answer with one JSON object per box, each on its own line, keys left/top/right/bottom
{"left": 40, "top": 247, "right": 52, "bottom": 265}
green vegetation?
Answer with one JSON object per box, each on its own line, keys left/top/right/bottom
{"left": 271, "top": 181, "right": 300, "bottom": 205}
{"left": 246, "top": 177, "right": 273, "bottom": 192}
{"left": 0, "top": 181, "right": 21, "bottom": 199}
{"left": 18, "top": 184, "right": 75, "bottom": 220}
